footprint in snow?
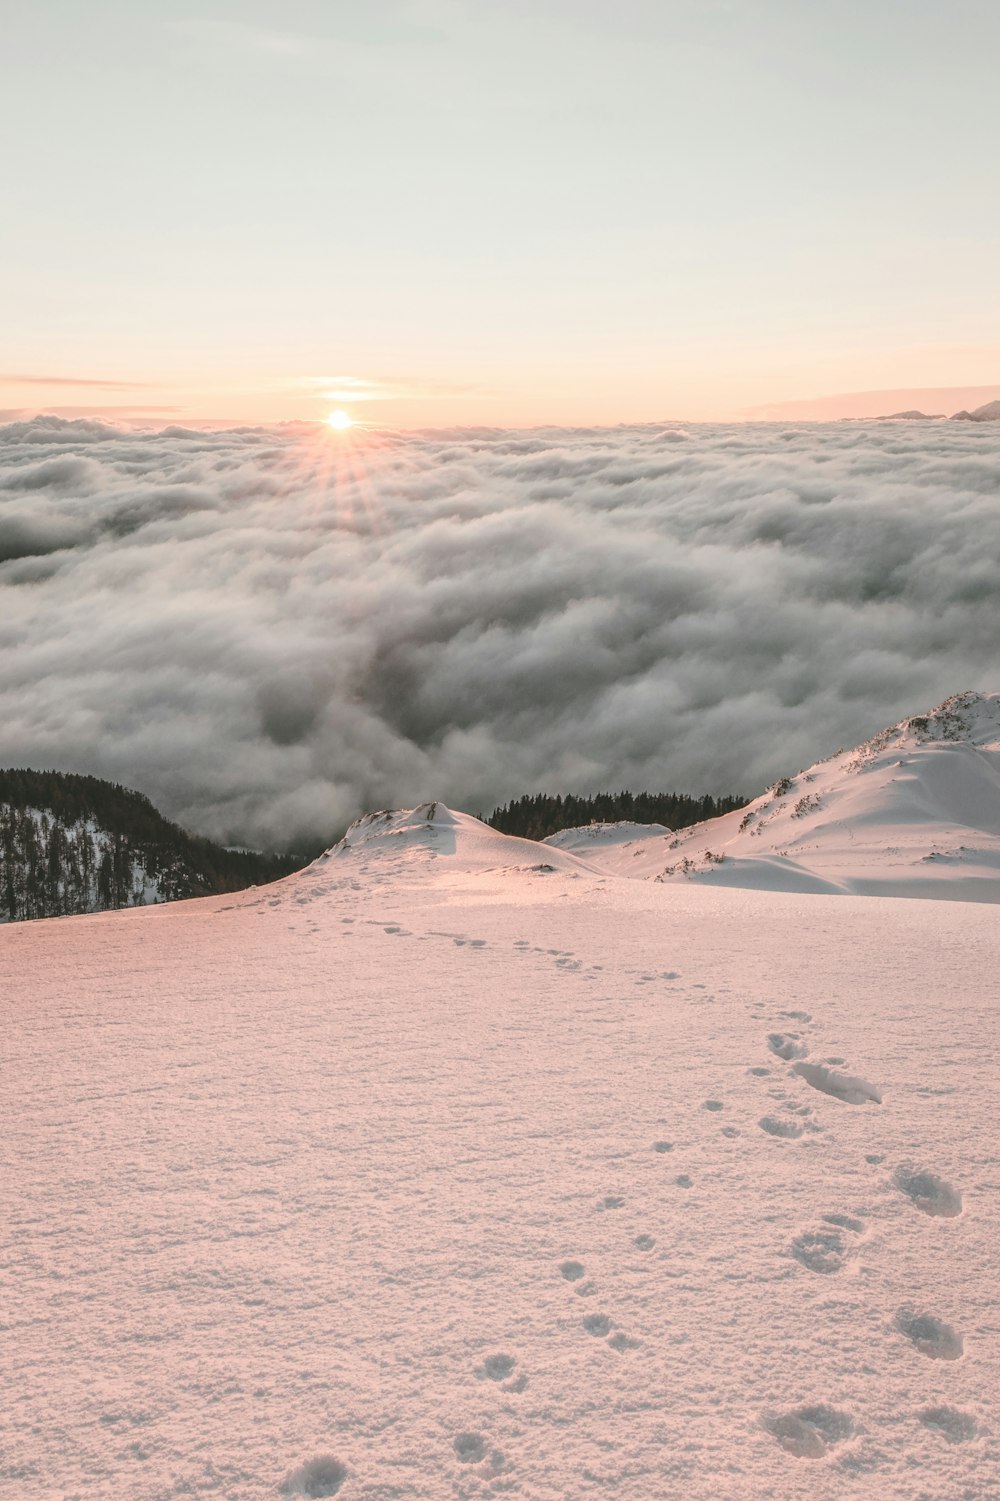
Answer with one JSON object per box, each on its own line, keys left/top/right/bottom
{"left": 721, "top": 1125, "right": 741, "bottom": 1138}
{"left": 607, "top": 1331, "right": 641, "bottom": 1352}
{"left": 792, "top": 1061, "right": 881, "bottom": 1105}
{"left": 763, "top": 1404, "right": 854, "bottom": 1459}
{"left": 918, "top": 1406, "right": 978, "bottom": 1443}
{"left": 634, "top": 1234, "right": 656, "bottom": 1250}
{"left": 823, "top": 1212, "right": 865, "bottom": 1233}
{"left": 597, "top": 1195, "right": 625, "bottom": 1210}
{"left": 674, "top": 1174, "right": 693, "bottom": 1188}
{"left": 895, "top": 1309, "right": 964, "bottom": 1361}
{"left": 279, "top": 1455, "right": 347, "bottom": 1497}
{"left": 790, "top": 1216, "right": 864, "bottom": 1275}
{"left": 560, "top": 1260, "right": 586, "bottom": 1281}
{"left": 893, "top": 1166, "right": 962, "bottom": 1218}
{"left": 702, "top": 1099, "right": 724, "bottom": 1112}
{"left": 759, "top": 1116, "right": 805, "bottom": 1139}
{"left": 652, "top": 1141, "right": 674, "bottom": 1153}
{"left": 582, "top": 1313, "right": 613, "bottom": 1337}
{"left": 768, "top": 1032, "right": 809, "bottom": 1061}
{"left": 476, "top": 1353, "right": 517, "bottom": 1381}
{"left": 453, "top": 1432, "right": 487, "bottom": 1464}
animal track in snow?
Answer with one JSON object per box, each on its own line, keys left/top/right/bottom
{"left": 759, "top": 1116, "right": 804, "bottom": 1139}
{"left": 582, "top": 1314, "right": 613, "bottom": 1337}
{"left": 477, "top": 1353, "right": 517, "bottom": 1381}
{"left": 721, "top": 1125, "right": 741, "bottom": 1138}
{"left": 280, "top": 1455, "right": 347, "bottom": 1497}
{"left": 634, "top": 1234, "right": 656, "bottom": 1250}
{"left": 768, "top": 1033, "right": 808, "bottom": 1061}
{"left": 702, "top": 1099, "right": 724, "bottom": 1112}
{"left": 781, "top": 1010, "right": 811, "bottom": 1022}
{"left": 918, "top": 1406, "right": 978, "bottom": 1443}
{"left": 893, "top": 1167, "right": 963, "bottom": 1218}
{"left": 895, "top": 1309, "right": 964, "bottom": 1361}
{"left": 764, "top": 1404, "right": 854, "bottom": 1459}
{"left": 792, "top": 1061, "right": 881, "bottom": 1105}
{"left": 749, "top": 1067, "right": 771, "bottom": 1077}
{"left": 674, "top": 1174, "right": 693, "bottom": 1188}
{"left": 453, "top": 1432, "right": 487, "bottom": 1463}
{"left": 560, "top": 1260, "right": 585, "bottom": 1281}
{"left": 652, "top": 1141, "right": 674, "bottom": 1153}
{"left": 597, "top": 1195, "right": 625, "bottom": 1210}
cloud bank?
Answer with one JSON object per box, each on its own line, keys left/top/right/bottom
{"left": 1, "top": 414, "right": 998, "bottom": 850}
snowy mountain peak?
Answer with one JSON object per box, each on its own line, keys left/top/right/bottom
{"left": 322, "top": 802, "right": 593, "bottom": 880}
{"left": 337, "top": 801, "right": 460, "bottom": 852}
{"left": 850, "top": 690, "right": 1000, "bottom": 765}
{"left": 561, "top": 690, "right": 1000, "bottom": 900}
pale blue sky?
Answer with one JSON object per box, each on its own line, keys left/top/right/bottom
{"left": 3, "top": 0, "right": 998, "bottom": 423}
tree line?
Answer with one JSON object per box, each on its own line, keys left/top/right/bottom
{"left": 487, "top": 788, "right": 746, "bottom": 842}
{"left": 0, "top": 768, "right": 303, "bottom": 923}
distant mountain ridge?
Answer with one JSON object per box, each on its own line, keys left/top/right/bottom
{"left": 0, "top": 767, "right": 302, "bottom": 922}
{"left": 950, "top": 399, "right": 1000, "bottom": 422}
{"left": 869, "top": 400, "right": 1000, "bottom": 421}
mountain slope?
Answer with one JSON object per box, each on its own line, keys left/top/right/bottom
{"left": 0, "top": 767, "right": 301, "bottom": 921}
{"left": 3, "top": 789, "right": 997, "bottom": 1499}
{"left": 544, "top": 691, "right": 1000, "bottom": 900}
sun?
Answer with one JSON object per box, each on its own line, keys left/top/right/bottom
{"left": 325, "top": 409, "right": 354, "bottom": 430}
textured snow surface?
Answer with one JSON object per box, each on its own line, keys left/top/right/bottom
{"left": 568, "top": 691, "right": 1000, "bottom": 900}
{"left": 2, "top": 807, "right": 998, "bottom": 1499}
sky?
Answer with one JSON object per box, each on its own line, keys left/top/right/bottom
{"left": 3, "top": 0, "right": 999, "bottom": 426}
{"left": 2, "top": 415, "right": 998, "bottom": 850}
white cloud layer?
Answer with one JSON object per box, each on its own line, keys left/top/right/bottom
{"left": 1, "top": 415, "right": 998, "bottom": 849}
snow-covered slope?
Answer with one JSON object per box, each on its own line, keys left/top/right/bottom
{"left": 2, "top": 819, "right": 997, "bottom": 1500}
{"left": 322, "top": 801, "right": 596, "bottom": 881}
{"left": 563, "top": 691, "right": 1000, "bottom": 900}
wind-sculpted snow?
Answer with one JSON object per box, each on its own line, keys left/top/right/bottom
{"left": 3, "top": 415, "right": 1000, "bottom": 848}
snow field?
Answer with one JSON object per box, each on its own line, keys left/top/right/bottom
{"left": 1, "top": 829, "right": 998, "bottom": 1498}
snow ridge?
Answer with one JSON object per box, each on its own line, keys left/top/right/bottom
{"left": 538, "top": 691, "right": 1000, "bottom": 901}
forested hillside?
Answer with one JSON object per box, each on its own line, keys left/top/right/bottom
{"left": 488, "top": 789, "right": 746, "bottom": 842}
{"left": 0, "top": 769, "right": 304, "bottom": 923}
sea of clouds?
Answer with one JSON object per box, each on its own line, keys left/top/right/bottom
{"left": 1, "top": 415, "right": 998, "bottom": 849}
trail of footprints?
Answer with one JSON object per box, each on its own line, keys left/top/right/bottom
{"left": 436, "top": 999, "right": 974, "bottom": 1478}
{"left": 749, "top": 1007, "right": 973, "bottom": 1459}
{"left": 285, "top": 938, "right": 976, "bottom": 1483}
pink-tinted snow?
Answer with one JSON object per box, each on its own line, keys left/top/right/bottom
{"left": 1, "top": 804, "right": 997, "bottom": 1499}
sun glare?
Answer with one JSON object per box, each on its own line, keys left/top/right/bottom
{"left": 326, "top": 409, "right": 354, "bottom": 430}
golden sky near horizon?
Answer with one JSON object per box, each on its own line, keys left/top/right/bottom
{"left": 3, "top": 1, "right": 998, "bottom": 428}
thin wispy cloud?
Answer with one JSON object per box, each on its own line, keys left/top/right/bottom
{"left": 2, "top": 416, "right": 998, "bottom": 850}
{"left": 0, "top": 375, "right": 156, "bottom": 390}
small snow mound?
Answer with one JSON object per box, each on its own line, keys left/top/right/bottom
{"left": 317, "top": 804, "right": 597, "bottom": 881}
{"left": 279, "top": 1454, "right": 347, "bottom": 1498}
